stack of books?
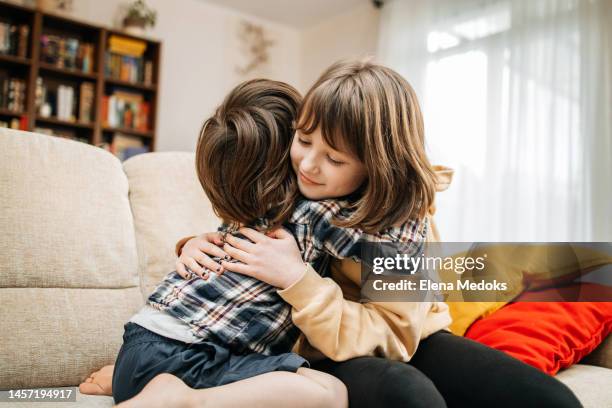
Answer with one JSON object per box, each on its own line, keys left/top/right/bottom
{"left": 102, "top": 88, "right": 149, "bottom": 130}
{"left": 105, "top": 35, "right": 153, "bottom": 84}
{"left": 0, "top": 22, "right": 29, "bottom": 57}
{"left": 0, "top": 75, "right": 26, "bottom": 113}
{"left": 40, "top": 35, "right": 95, "bottom": 72}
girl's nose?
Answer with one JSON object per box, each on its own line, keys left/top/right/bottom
{"left": 300, "top": 151, "right": 320, "bottom": 174}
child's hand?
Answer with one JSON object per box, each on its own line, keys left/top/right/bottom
{"left": 175, "top": 232, "right": 228, "bottom": 280}
{"left": 220, "top": 227, "right": 306, "bottom": 289}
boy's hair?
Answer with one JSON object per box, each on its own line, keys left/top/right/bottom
{"left": 196, "top": 79, "right": 301, "bottom": 229}
{"left": 296, "top": 59, "right": 437, "bottom": 233}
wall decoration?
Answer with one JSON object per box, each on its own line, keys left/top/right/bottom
{"left": 235, "top": 20, "right": 275, "bottom": 76}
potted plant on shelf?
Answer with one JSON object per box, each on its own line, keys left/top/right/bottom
{"left": 122, "top": 0, "right": 156, "bottom": 35}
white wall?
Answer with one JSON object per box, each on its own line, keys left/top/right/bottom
{"left": 69, "top": 0, "right": 301, "bottom": 152}
{"left": 299, "top": 3, "right": 380, "bottom": 90}
{"left": 66, "top": 0, "right": 379, "bottom": 151}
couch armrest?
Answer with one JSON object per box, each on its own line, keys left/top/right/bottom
{"left": 580, "top": 334, "right": 612, "bottom": 369}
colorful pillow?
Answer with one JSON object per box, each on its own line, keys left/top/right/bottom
{"left": 446, "top": 302, "right": 507, "bottom": 336}
{"left": 464, "top": 284, "right": 612, "bottom": 375}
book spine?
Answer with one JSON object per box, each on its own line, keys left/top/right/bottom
{"left": 144, "top": 61, "right": 153, "bottom": 85}
{"left": 18, "top": 25, "right": 29, "bottom": 58}
{"left": 108, "top": 95, "right": 117, "bottom": 127}
{"left": 9, "top": 25, "right": 17, "bottom": 55}
{"left": 101, "top": 95, "right": 109, "bottom": 126}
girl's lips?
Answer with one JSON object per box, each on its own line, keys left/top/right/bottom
{"left": 299, "top": 171, "right": 322, "bottom": 185}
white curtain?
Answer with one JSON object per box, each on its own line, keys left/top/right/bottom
{"left": 378, "top": 0, "right": 611, "bottom": 241}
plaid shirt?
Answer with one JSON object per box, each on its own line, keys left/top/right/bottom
{"left": 147, "top": 198, "right": 428, "bottom": 355}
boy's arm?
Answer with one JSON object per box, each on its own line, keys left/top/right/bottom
{"left": 303, "top": 200, "right": 426, "bottom": 261}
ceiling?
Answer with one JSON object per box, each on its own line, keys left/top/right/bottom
{"left": 199, "top": 0, "right": 374, "bottom": 29}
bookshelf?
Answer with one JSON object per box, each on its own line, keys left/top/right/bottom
{"left": 0, "top": 0, "right": 161, "bottom": 159}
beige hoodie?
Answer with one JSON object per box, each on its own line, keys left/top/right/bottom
{"left": 278, "top": 165, "right": 455, "bottom": 362}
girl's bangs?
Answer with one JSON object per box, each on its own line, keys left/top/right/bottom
{"left": 296, "top": 80, "right": 361, "bottom": 157}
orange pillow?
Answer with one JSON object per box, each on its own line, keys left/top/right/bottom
{"left": 464, "top": 284, "right": 612, "bottom": 375}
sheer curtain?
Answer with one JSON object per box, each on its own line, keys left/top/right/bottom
{"left": 378, "top": 0, "right": 611, "bottom": 241}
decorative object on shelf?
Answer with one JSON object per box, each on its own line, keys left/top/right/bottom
{"left": 235, "top": 20, "right": 274, "bottom": 76}
{"left": 122, "top": 0, "right": 157, "bottom": 36}
{"left": 40, "top": 103, "right": 51, "bottom": 117}
{"left": 36, "top": 0, "right": 74, "bottom": 14}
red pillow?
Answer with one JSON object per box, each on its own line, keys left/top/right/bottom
{"left": 465, "top": 285, "right": 612, "bottom": 375}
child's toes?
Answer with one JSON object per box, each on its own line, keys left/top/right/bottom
{"left": 79, "top": 382, "right": 105, "bottom": 395}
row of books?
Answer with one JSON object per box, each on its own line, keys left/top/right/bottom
{"left": 40, "top": 35, "right": 95, "bottom": 73}
{"left": 101, "top": 90, "right": 150, "bottom": 131}
{"left": 105, "top": 53, "right": 153, "bottom": 84}
{"left": 0, "top": 23, "right": 29, "bottom": 57}
{"left": 0, "top": 76, "right": 26, "bottom": 113}
{"left": 35, "top": 78, "right": 95, "bottom": 123}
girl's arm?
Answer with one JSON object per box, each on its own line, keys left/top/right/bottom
{"left": 276, "top": 258, "right": 450, "bottom": 362}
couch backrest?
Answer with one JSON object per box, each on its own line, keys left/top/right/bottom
{"left": 0, "top": 129, "right": 144, "bottom": 388}
{"left": 122, "top": 152, "right": 220, "bottom": 294}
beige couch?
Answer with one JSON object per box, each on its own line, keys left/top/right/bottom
{"left": 1, "top": 128, "right": 611, "bottom": 407}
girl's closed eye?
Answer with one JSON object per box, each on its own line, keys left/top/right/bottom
{"left": 327, "top": 155, "right": 345, "bottom": 166}
{"left": 298, "top": 138, "right": 311, "bottom": 146}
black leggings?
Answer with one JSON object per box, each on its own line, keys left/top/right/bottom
{"left": 311, "top": 331, "right": 582, "bottom": 408}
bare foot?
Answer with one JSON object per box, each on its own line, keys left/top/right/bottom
{"left": 79, "top": 365, "right": 114, "bottom": 396}
{"left": 114, "top": 373, "right": 200, "bottom": 408}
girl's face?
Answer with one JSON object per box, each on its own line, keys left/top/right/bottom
{"left": 290, "top": 127, "right": 367, "bottom": 200}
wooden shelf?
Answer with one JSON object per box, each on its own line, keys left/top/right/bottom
{"left": 0, "top": 108, "right": 26, "bottom": 116}
{"left": 39, "top": 63, "right": 98, "bottom": 80}
{"left": 36, "top": 116, "right": 94, "bottom": 129}
{"left": 0, "top": 53, "right": 31, "bottom": 66}
{"left": 102, "top": 126, "right": 153, "bottom": 138}
{"left": 0, "top": 0, "right": 161, "bottom": 151}
{"left": 105, "top": 77, "right": 156, "bottom": 91}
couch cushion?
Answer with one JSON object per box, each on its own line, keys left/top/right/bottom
{"left": 123, "top": 152, "right": 220, "bottom": 294}
{"left": 0, "top": 129, "right": 143, "bottom": 388}
{"left": 556, "top": 364, "right": 612, "bottom": 408}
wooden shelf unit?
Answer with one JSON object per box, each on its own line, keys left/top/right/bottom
{"left": 0, "top": 0, "right": 161, "bottom": 153}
